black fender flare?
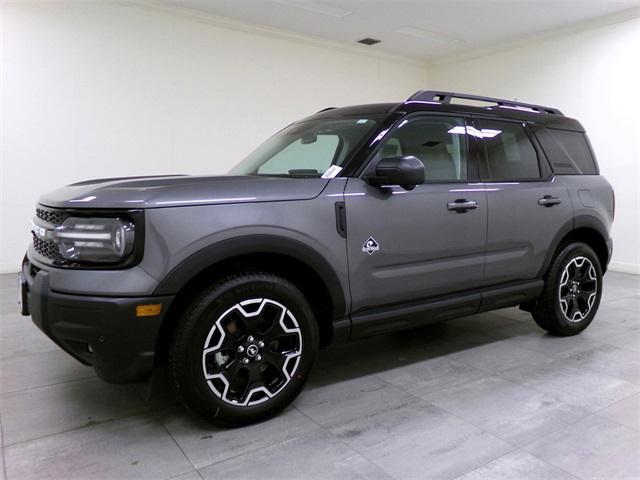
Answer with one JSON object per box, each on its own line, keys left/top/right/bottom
{"left": 153, "top": 235, "right": 347, "bottom": 319}
{"left": 538, "top": 214, "right": 610, "bottom": 277}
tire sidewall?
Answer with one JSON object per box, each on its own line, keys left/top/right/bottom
{"left": 172, "top": 274, "right": 318, "bottom": 425}
{"left": 547, "top": 242, "right": 603, "bottom": 334}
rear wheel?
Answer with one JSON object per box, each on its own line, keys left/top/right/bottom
{"left": 168, "top": 272, "right": 318, "bottom": 426}
{"left": 533, "top": 242, "right": 602, "bottom": 336}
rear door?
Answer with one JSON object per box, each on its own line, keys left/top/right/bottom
{"left": 474, "top": 117, "right": 574, "bottom": 285}
{"left": 344, "top": 114, "right": 487, "bottom": 314}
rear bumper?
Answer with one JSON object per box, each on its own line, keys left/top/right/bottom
{"left": 21, "top": 257, "right": 174, "bottom": 383}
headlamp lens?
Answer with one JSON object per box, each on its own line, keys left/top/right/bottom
{"left": 57, "top": 217, "right": 135, "bottom": 263}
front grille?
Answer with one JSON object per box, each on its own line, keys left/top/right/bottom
{"left": 36, "top": 207, "right": 66, "bottom": 225}
{"left": 32, "top": 206, "right": 67, "bottom": 264}
{"left": 32, "top": 233, "right": 64, "bottom": 262}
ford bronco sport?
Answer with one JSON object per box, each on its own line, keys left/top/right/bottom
{"left": 20, "top": 91, "right": 614, "bottom": 426}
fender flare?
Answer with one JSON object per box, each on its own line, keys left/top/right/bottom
{"left": 538, "top": 214, "right": 610, "bottom": 277}
{"left": 153, "top": 234, "right": 347, "bottom": 319}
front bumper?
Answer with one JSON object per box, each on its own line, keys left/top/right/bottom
{"left": 21, "top": 258, "right": 174, "bottom": 383}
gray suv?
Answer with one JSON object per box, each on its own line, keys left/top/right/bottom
{"left": 20, "top": 91, "right": 614, "bottom": 426}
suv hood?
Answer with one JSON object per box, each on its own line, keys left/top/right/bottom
{"left": 38, "top": 175, "right": 331, "bottom": 209}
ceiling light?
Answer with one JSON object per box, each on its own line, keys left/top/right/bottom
{"left": 448, "top": 126, "right": 502, "bottom": 138}
{"left": 274, "top": 1, "right": 352, "bottom": 18}
{"left": 357, "top": 38, "right": 381, "bottom": 46}
{"left": 396, "top": 26, "right": 461, "bottom": 45}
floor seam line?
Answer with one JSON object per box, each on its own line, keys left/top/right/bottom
{"left": 0, "top": 416, "right": 8, "bottom": 480}
{"left": 293, "top": 406, "right": 399, "bottom": 480}
{"left": 0, "top": 374, "right": 98, "bottom": 396}
{"left": 1, "top": 410, "right": 153, "bottom": 449}
{"left": 151, "top": 410, "right": 199, "bottom": 480}
{"left": 523, "top": 449, "right": 584, "bottom": 480}
{"left": 193, "top": 427, "right": 322, "bottom": 472}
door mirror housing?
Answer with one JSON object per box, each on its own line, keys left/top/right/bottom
{"left": 366, "top": 155, "right": 425, "bottom": 190}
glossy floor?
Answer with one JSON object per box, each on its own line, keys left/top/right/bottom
{"left": 0, "top": 272, "right": 638, "bottom": 480}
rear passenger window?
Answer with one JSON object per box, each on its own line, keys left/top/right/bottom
{"left": 478, "top": 120, "right": 540, "bottom": 181}
{"left": 539, "top": 128, "right": 598, "bottom": 175}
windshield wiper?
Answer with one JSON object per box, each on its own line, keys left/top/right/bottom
{"left": 287, "top": 169, "right": 321, "bottom": 178}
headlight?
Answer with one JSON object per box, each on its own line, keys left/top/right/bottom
{"left": 56, "top": 217, "right": 135, "bottom": 263}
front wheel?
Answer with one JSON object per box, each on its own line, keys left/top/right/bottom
{"left": 168, "top": 272, "right": 318, "bottom": 426}
{"left": 533, "top": 242, "right": 603, "bottom": 336}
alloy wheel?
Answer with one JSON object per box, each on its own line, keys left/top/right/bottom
{"left": 558, "top": 256, "right": 598, "bottom": 322}
{"left": 201, "top": 298, "right": 302, "bottom": 406}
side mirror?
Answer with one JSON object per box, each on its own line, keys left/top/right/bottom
{"left": 366, "top": 155, "right": 425, "bottom": 191}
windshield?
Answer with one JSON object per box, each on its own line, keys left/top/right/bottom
{"left": 230, "top": 116, "right": 381, "bottom": 177}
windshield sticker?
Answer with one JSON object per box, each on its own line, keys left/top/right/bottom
{"left": 356, "top": 119, "right": 369, "bottom": 124}
{"left": 321, "top": 165, "right": 343, "bottom": 179}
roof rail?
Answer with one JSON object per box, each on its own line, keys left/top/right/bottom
{"left": 407, "top": 90, "right": 563, "bottom": 116}
{"left": 316, "top": 107, "right": 336, "bottom": 113}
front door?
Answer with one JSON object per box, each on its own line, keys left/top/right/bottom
{"left": 344, "top": 115, "right": 488, "bottom": 317}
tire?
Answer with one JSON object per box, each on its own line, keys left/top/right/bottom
{"left": 168, "top": 272, "right": 318, "bottom": 426}
{"left": 533, "top": 242, "right": 602, "bottom": 336}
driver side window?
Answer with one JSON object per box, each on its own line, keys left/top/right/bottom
{"left": 380, "top": 116, "right": 468, "bottom": 182}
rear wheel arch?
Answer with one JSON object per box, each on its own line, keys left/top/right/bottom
{"left": 540, "top": 216, "right": 610, "bottom": 277}
{"left": 154, "top": 237, "right": 347, "bottom": 364}
{"left": 558, "top": 227, "right": 609, "bottom": 272}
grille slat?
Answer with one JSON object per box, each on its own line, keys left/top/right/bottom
{"left": 33, "top": 206, "right": 67, "bottom": 263}
{"left": 32, "top": 233, "right": 64, "bottom": 262}
{"left": 36, "top": 207, "right": 66, "bottom": 225}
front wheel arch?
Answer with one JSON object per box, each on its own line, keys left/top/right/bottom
{"left": 154, "top": 249, "right": 343, "bottom": 369}
{"left": 153, "top": 235, "right": 347, "bottom": 318}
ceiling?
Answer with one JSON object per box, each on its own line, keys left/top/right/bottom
{"left": 160, "top": 0, "right": 640, "bottom": 61}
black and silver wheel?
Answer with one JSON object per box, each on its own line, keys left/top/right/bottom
{"left": 533, "top": 242, "right": 603, "bottom": 336}
{"left": 558, "top": 256, "right": 598, "bottom": 323}
{"left": 169, "top": 272, "right": 318, "bottom": 426}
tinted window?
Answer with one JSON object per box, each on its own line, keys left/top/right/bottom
{"left": 479, "top": 120, "right": 540, "bottom": 180}
{"left": 543, "top": 128, "right": 598, "bottom": 175}
{"left": 380, "top": 116, "right": 468, "bottom": 182}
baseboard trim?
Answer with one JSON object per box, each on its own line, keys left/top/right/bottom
{"left": 0, "top": 266, "right": 20, "bottom": 275}
{"left": 608, "top": 261, "right": 640, "bottom": 275}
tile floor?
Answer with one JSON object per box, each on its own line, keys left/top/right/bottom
{"left": 0, "top": 272, "right": 638, "bottom": 480}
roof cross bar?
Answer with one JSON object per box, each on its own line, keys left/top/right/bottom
{"left": 407, "top": 90, "right": 563, "bottom": 116}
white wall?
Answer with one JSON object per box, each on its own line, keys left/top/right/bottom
{"left": 3, "top": 2, "right": 638, "bottom": 276}
{"left": 0, "top": 1, "right": 428, "bottom": 273}
{"left": 429, "top": 14, "right": 640, "bottom": 274}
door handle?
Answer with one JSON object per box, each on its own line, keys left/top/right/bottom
{"left": 538, "top": 195, "right": 562, "bottom": 207}
{"left": 447, "top": 199, "right": 478, "bottom": 213}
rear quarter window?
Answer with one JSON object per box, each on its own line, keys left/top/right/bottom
{"left": 536, "top": 128, "right": 598, "bottom": 175}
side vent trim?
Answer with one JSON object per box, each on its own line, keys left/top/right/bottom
{"left": 334, "top": 202, "right": 347, "bottom": 238}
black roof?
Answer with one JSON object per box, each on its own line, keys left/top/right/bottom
{"left": 311, "top": 91, "right": 584, "bottom": 132}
